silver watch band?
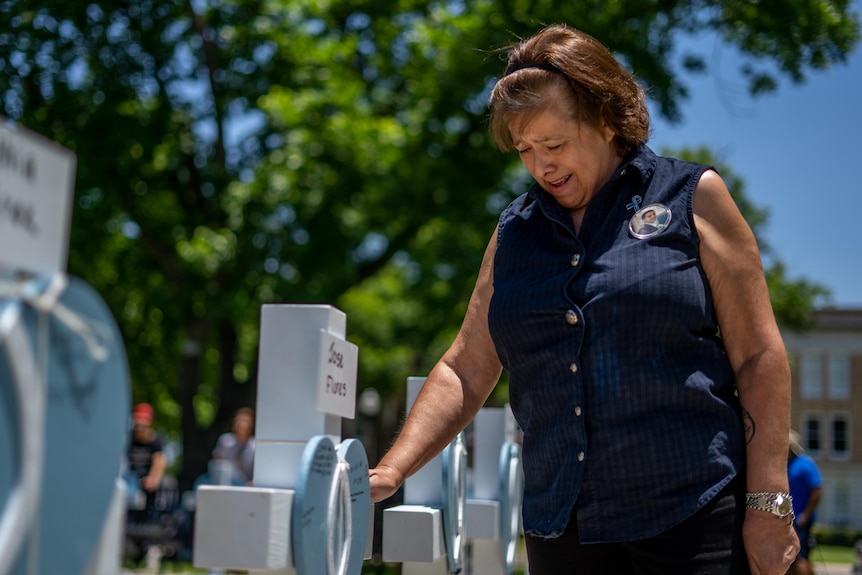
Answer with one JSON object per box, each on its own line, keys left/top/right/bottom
{"left": 745, "top": 491, "right": 795, "bottom": 519}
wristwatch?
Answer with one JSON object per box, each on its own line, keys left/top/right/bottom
{"left": 745, "top": 492, "right": 795, "bottom": 520}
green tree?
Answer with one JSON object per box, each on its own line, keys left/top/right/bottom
{"left": 0, "top": 0, "right": 855, "bottom": 485}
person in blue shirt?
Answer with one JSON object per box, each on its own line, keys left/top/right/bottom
{"left": 369, "top": 24, "right": 798, "bottom": 575}
{"left": 787, "top": 430, "right": 823, "bottom": 575}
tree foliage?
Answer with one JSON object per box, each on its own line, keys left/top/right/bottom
{"left": 1, "top": 0, "right": 855, "bottom": 485}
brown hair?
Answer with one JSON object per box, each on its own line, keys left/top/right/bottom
{"left": 488, "top": 24, "right": 650, "bottom": 157}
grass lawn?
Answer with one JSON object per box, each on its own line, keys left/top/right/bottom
{"left": 814, "top": 544, "right": 857, "bottom": 565}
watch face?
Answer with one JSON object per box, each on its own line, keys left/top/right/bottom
{"left": 776, "top": 494, "right": 792, "bottom": 516}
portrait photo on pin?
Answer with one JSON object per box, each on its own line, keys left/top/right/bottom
{"left": 629, "top": 203, "right": 671, "bottom": 239}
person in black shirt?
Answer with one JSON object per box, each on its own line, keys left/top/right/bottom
{"left": 126, "top": 403, "right": 166, "bottom": 520}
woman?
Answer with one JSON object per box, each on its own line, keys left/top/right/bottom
{"left": 212, "top": 407, "right": 255, "bottom": 485}
{"left": 369, "top": 24, "right": 798, "bottom": 574}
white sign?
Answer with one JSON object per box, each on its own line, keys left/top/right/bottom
{"left": 316, "top": 329, "right": 358, "bottom": 419}
{"left": 0, "top": 121, "right": 76, "bottom": 275}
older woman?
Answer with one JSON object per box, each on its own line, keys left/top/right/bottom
{"left": 370, "top": 24, "right": 798, "bottom": 575}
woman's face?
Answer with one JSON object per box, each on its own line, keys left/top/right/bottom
{"left": 233, "top": 413, "right": 253, "bottom": 442}
{"left": 510, "top": 99, "right": 620, "bottom": 212}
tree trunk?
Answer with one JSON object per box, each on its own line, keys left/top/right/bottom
{"left": 178, "top": 316, "right": 209, "bottom": 490}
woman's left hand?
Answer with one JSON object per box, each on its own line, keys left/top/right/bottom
{"left": 743, "top": 512, "right": 800, "bottom": 575}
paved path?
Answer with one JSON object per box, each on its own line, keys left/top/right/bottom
{"left": 814, "top": 563, "right": 853, "bottom": 575}
{"left": 124, "top": 564, "right": 855, "bottom": 575}
{"left": 124, "top": 559, "right": 858, "bottom": 574}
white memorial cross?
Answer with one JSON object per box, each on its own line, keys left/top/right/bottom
{"left": 193, "top": 304, "right": 372, "bottom": 575}
{"left": 0, "top": 121, "right": 76, "bottom": 277}
{"left": 382, "top": 376, "right": 467, "bottom": 575}
{"left": 464, "top": 406, "right": 523, "bottom": 575}
{"left": 0, "top": 122, "right": 134, "bottom": 575}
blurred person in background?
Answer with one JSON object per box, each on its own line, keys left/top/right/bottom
{"left": 126, "top": 402, "right": 166, "bottom": 514}
{"left": 212, "top": 407, "right": 256, "bottom": 485}
{"left": 788, "top": 430, "right": 823, "bottom": 575}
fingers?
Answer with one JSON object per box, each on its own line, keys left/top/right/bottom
{"left": 369, "top": 467, "right": 400, "bottom": 503}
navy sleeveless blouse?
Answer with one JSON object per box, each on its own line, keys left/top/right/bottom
{"left": 488, "top": 145, "right": 745, "bottom": 542}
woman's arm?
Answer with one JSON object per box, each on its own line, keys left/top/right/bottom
{"left": 693, "top": 170, "right": 799, "bottom": 575}
{"left": 369, "top": 229, "right": 503, "bottom": 502}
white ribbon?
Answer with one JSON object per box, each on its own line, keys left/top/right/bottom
{"left": 443, "top": 433, "right": 467, "bottom": 574}
{"left": 326, "top": 454, "right": 353, "bottom": 575}
{"left": 0, "top": 273, "right": 111, "bottom": 363}
{"left": 0, "top": 297, "right": 44, "bottom": 575}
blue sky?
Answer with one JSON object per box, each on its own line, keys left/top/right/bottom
{"left": 647, "top": 10, "right": 862, "bottom": 308}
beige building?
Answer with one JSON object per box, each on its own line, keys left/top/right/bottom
{"left": 782, "top": 309, "right": 862, "bottom": 529}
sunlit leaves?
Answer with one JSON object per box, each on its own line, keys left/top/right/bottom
{"left": 177, "top": 227, "right": 238, "bottom": 276}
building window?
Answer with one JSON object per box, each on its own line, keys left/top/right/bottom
{"left": 801, "top": 353, "right": 822, "bottom": 398}
{"left": 831, "top": 414, "right": 850, "bottom": 460}
{"left": 834, "top": 485, "right": 850, "bottom": 527}
{"left": 827, "top": 353, "right": 850, "bottom": 399}
{"left": 803, "top": 415, "right": 822, "bottom": 456}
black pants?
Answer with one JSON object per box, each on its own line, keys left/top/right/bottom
{"left": 524, "top": 478, "right": 751, "bottom": 575}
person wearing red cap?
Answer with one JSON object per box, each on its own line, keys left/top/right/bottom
{"left": 126, "top": 403, "right": 167, "bottom": 510}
